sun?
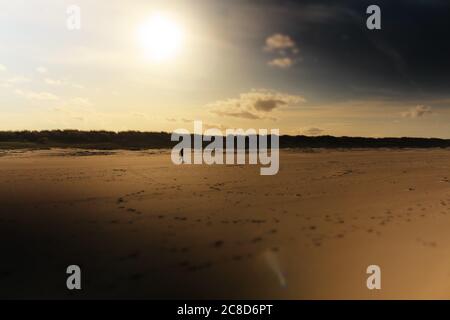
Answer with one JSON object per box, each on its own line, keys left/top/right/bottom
{"left": 137, "top": 13, "right": 184, "bottom": 62}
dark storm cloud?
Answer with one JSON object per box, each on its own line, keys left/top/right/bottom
{"left": 308, "top": 0, "right": 449, "bottom": 100}
{"left": 222, "top": 0, "right": 450, "bottom": 102}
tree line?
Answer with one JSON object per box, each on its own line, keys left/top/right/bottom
{"left": 0, "top": 130, "right": 449, "bottom": 149}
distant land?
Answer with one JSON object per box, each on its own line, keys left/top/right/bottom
{"left": 1, "top": 130, "right": 450, "bottom": 150}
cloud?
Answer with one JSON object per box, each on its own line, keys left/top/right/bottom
{"left": 131, "top": 112, "right": 150, "bottom": 119}
{"left": 208, "top": 89, "right": 305, "bottom": 120}
{"left": 212, "top": 110, "right": 262, "bottom": 120}
{"left": 254, "top": 99, "right": 287, "bottom": 112}
{"left": 44, "top": 78, "right": 83, "bottom": 89}
{"left": 402, "top": 105, "right": 433, "bottom": 118}
{"left": 44, "top": 78, "right": 63, "bottom": 86}
{"left": 36, "top": 67, "right": 47, "bottom": 74}
{"left": 264, "top": 34, "right": 300, "bottom": 69}
{"left": 0, "top": 64, "right": 6, "bottom": 72}
{"left": 166, "top": 118, "right": 229, "bottom": 131}
{"left": 268, "top": 57, "right": 294, "bottom": 69}
{"left": 303, "top": 127, "right": 325, "bottom": 136}
{"left": 7, "top": 76, "right": 31, "bottom": 84}
{"left": 70, "top": 97, "right": 94, "bottom": 107}
{"left": 202, "top": 122, "right": 229, "bottom": 131}
{"left": 54, "top": 97, "right": 95, "bottom": 113}
{"left": 15, "top": 89, "right": 59, "bottom": 101}
{"left": 264, "top": 33, "right": 296, "bottom": 52}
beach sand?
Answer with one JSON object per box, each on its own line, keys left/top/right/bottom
{"left": 1, "top": 148, "right": 450, "bottom": 299}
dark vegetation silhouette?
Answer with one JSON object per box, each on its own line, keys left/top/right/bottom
{"left": 0, "top": 130, "right": 449, "bottom": 150}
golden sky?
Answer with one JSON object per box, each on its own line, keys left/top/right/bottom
{"left": 0, "top": 0, "right": 449, "bottom": 138}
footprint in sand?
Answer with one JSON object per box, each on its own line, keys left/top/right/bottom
{"left": 129, "top": 273, "right": 144, "bottom": 281}
{"left": 0, "top": 270, "right": 13, "bottom": 279}
{"left": 417, "top": 238, "right": 437, "bottom": 248}
{"left": 187, "top": 262, "right": 213, "bottom": 272}
{"left": 213, "top": 240, "right": 224, "bottom": 248}
{"left": 119, "top": 252, "right": 140, "bottom": 261}
{"left": 250, "top": 219, "right": 266, "bottom": 224}
{"left": 179, "top": 261, "right": 190, "bottom": 267}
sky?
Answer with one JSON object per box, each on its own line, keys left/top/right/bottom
{"left": 0, "top": 0, "right": 449, "bottom": 137}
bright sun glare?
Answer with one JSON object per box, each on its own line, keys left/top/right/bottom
{"left": 138, "top": 13, "right": 184, "bottom": 62}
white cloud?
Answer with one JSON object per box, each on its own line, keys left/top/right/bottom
{"left": 53, "top": 97, "right": 94, "bottom": 110}
{"left": 15, "top": 89, "right": 59, "bottom": 101}
{"left": 7, "top": 76, "right": 31, "bottom": 84}
{"left": 268, "top": 57, "right": 294, "bottom": 69}
{"left": 264, "top": 34, "right": 300, "bottom": 69}
{"left": 0, "top": 64, "right": 6, "bottom": 72}
{"left": 44, "top": 77, "right": 84, "bottom": 89}
{"left": 264, "top": 34, "right": 296, "bottom": 52}
{"left": 36, "top": 67, "right": 47, "bottom": 74}
{"left": 70, "top": 97, "right": 94, "bottom": 107}
{"left": 44, "top": 78, "right": 63, "bottom": 86}
{"left": 208, "top": 89, "right": 305, "bottom": 120}
{"left": 402, "top": 105, "right": 433, "bottom": 118}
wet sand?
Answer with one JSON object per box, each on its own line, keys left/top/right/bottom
{"left": 0, "top": 148, "right": 450, "bottom": 299}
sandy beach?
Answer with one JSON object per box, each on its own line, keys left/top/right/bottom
{"left": 1, "top": 148, "right": 450, "bottom": 299}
